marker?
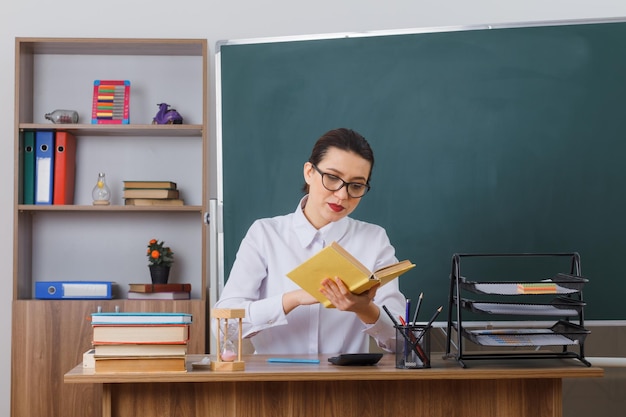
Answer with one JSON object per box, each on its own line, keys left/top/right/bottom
{"left": 267, "top": 358, "right": 320, "bottom": 364}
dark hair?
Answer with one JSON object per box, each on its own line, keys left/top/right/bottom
{"left": 302, "top": 128, "right": 375, "bottom": 194}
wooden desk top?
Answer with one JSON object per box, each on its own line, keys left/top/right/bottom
{"left": 65, "top": 353, "right": 603, "bottom": 384}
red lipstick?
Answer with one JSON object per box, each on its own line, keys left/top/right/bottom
{"left": 328, "top": 203, "right": 343, "bottom": 212}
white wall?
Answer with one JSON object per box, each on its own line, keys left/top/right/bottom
{"left": 2, "top": 0, "right": 626, "bottom": 414}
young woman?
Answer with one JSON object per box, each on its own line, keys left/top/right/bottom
{"left": 215, "top": 128, "right": 407, "bottom": 354}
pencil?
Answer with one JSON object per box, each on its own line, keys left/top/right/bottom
{"left": 425, "top": 305, "right": 443, "bottom": 329}
{"left": 412, "top": 292, "right": 423, "bottom": 324}
{"left": 415, "top": 306, "right": 443, "bottom": 345}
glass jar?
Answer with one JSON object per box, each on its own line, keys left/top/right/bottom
{"left": 44, "top": 109, "right": 79, "bottom": 124}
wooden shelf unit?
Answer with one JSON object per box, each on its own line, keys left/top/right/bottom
{"left": 11, "top": 37, "right": 209, "bottom": 417}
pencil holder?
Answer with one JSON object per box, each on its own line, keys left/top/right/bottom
{"left": 395, "top": 324, "right": 431, "bottom": 369}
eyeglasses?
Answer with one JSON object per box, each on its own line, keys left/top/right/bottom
{"left": 311, "top": 164, "right": 370, "bottom": 198}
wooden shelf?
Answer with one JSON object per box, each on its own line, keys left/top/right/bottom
{"left": 17, "top": 204, "right": 203, "bottom": 212}
{"left": 19, "top": 123, "right": 203, "bottom": 137}
{"left": 19, "top": 37, "right": 206, "bottom": 56}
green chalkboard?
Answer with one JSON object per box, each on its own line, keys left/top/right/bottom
{"left": 218, "top": 19, "right": 626, "bottom": 321}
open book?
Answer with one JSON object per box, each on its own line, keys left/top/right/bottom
{"left": 286, "top": 241, "right": 415, "bottom": 308}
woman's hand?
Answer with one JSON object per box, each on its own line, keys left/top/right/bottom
{"left": 319, "top": 277, "right": 380, "bottom": 324}
{"left": 282, "top": 289, "right": 319, "bottom": 314}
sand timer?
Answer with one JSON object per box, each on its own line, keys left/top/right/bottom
{"left": 211, "top": 308, "right": 245, "bottom": 371}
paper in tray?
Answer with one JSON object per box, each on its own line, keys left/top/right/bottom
{"left": 461, "top": 297, "right": 585, "bottom": 316}
{"left": 460, "top": 273, "right": 587, "bottom": 296}
{"left": 463, "top": 320, "right": 590, "bottom": 347}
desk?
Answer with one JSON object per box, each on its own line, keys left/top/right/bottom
{"left": 64, "top": 354, "right": 603, "bottom": 417}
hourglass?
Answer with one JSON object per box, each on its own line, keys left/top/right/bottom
{"left": 211, "top": 308, "right": 245, "bottom": 371}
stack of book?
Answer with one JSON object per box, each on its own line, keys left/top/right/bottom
{"left": 122, "top": 180, "right": 183, "bottom": 206}
{"left": 127, "top": 283, "right": 192, "bottom": 300}
{"left": 91, "top": 312, "right": 192, "bottom": 373}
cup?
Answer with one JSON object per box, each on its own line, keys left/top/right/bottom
{"left": 395, "top": 324, "right": 431, "bottom": 369}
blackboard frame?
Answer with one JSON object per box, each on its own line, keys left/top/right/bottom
{"left": 216, "top": 17, "right": 626, "bottom": 321}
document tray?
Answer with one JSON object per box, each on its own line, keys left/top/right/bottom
{"left": 460, "top": 297, "right": 585, "bottom": 317}
{"left": 463, "top": 320, "right": 590, "bottom": 347}
{"left": 459, "top": 273, "right": 587, "bottom": 296}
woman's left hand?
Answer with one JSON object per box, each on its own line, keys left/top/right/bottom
{"left": 319, "top": 277, "right": 380, "bottom": 323}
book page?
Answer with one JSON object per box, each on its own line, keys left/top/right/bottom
{"left": 373, "top": 260, "right": 415, "bottom": 285}
{"left": 328, "top": 242, "right": 371, "bottom": 276}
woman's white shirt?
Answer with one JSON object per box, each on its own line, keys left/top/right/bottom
{"left": 215, "top": 196, "right": 407, "bottom": 354}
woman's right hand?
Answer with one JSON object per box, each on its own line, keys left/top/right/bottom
{"left": 282, "top": 289, "right": 319, "bottom": 314}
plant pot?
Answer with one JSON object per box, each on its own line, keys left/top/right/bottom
{"left": 149, "top": 264, "right": 170, "bottom": 284}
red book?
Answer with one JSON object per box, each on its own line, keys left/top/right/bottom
{"left": 128, "top": 283, "right": 191, "bottom": 293}
{"left": 127, "top": 291, "right": 191, "bottom": 300}
{"left": 53, "top": 131, "right": 77, "bottom": 205}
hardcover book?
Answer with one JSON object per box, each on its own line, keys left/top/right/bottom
{"left": 123, "top": 180, "right": 177, "bottom": 189}
{"left": 127, "top": 291, "right": 191, "bottom": 300}
{"left": 286, "top": 241, "right": 415, "bottom": 308}
{"left": 128, "top": 283, "right": 192, "bottom": 293}
{"left": 122, "top": 188, "right": 180, "bottom": 199}
{"left": 94, "top": 356, "right": 186, "bottom": 373}
{"left": 92, "top": 324, "right": 190, "bottom": 344}
{"left": 91, "top": 312, "right": 192, "bottom": 325}
{"left": 94, "top": 343, "right": 187, "bottom": 357}
{"left": 124, "top": 198, "right": 184, "bottom": 206}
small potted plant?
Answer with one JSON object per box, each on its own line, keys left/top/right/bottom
{"left": 147, "top": 238, "right": 174, "bottom": 284}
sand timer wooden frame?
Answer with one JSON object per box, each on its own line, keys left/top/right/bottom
{"left": 211, "top": 308, "right": 245, "bottom": 371}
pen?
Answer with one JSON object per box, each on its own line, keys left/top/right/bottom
{"left": 405, "top": 298, "right": 411, "bottom": 325}
{"left": 412, "top": 292, "right": 423, "bottom": 324}
{"left": 267, "top": 358, "right": 321, "bottom": 364}
{"left": 398, "top": 316, "right": 408, "bottom": 354}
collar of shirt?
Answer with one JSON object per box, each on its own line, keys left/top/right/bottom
{"left": 293, "top": 195, "right": 350, "bottom": 249}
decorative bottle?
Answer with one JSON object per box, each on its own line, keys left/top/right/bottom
{"left": 44, "top": 109, "right": 79, "bottom": 124}
{"left": 92, "top": 172, "right": 111, "bottom": 205}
